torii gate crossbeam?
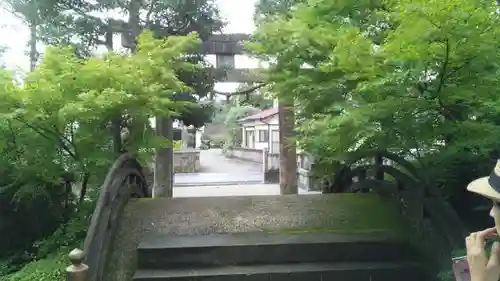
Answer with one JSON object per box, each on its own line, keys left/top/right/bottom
{"left": 122, "top": 32, "right": 264, "bottom": 83}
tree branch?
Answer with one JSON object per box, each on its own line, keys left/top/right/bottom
{"left": 145, "top": 0, "right": 158, "bottom": 24}
{"left": 444, "top": 56, "right": 475, "bottom": 80}
{"left": 14, "top": 117, "right": 79, "bottom": 161}
{"left": 436, "top": 38, "right": 449, "bottom": 115}
{"left": 53, "top": 123, "right": 81, "bottom": 161}
{"left": 212, "top": 83, "right": 268, "bottom": 97}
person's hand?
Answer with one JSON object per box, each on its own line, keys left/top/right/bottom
{"left": 466, "top": 227, "right": 500, "bottom": 281}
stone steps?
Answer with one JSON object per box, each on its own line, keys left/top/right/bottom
{"left": 137, "top": 232, "right": 415, "bottom": 269}
{"left": 133, "top": 231, "right": 430, "bottom": 281}
{"left": 133, "top": 261, "right": 425, "bottom": 281}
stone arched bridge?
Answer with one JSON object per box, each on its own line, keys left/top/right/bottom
{"left": 70, "top": 152, "right": 466, "bottom": 281}
{"left": 68, "top": 32, "right": 466, "bottom": 281}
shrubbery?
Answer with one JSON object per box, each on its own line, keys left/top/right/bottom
{"left": 0, "top": 199, "right": 94, "bottom": 281}
{"left": 0, "top": 31, "right": 199, "bottom": 280}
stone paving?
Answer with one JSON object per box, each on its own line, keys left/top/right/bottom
{"left": 174, "top": 149, "right": 263, "bottom": 186}
{"left": 173, "top": 184, "right": 321, "bottom": 197}
{"left": 172, "top": 149, "right": 320, "bottom": 195}
{"left": 199, "top": 148, "right": 262, "bottom": 173}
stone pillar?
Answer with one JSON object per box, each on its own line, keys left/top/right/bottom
{"left": 153, "top": 117, "right": 174, "bottom": 198}
{"left": 262, "top": 148, "right": 269, "bottom": 183}
{"left": 181, "top": 127, "right": 189, "bottom": 149}
{"left": 66, "top": 248, "right": 88, "bottom": 281}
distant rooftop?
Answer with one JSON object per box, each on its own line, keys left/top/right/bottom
{"left": 239, "top": 107, "right": 278, "bottom": 122}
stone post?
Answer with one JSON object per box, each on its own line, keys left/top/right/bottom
{"left": 181, "top": 126, "right": 189, "bottom": 149}
{"left": 66, "top": 248, "right": 88, "bottom": 281}
{"left": 153, "top": 117, "right": 174, "bottom": 198}
{"left": 308, "top": 162, "right": 316, "bottom": 191}
{"left": 262, "top": 148, "right": 269, "bottom": 183}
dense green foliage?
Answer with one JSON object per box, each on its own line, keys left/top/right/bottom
{"left": 222, "top": 104, "right": 259, "bottom": 152}
{"left": 1, "top": 0, "right": 225, "bottom": 277}
{"left": 0, "top": 30, "right": 199, "bottom": 280}
{"left": 5, "top": 0, "right": 498, "bottom": 278}
{"left": 206, "top": 84, "right": 273, "bottom": 149}
{"left": 6, "top": 0, "right": 223, "bottom": 127}
{"left": 251, "top": 0, "right": 500, "bottom": 277}
{"left": 0, "top": 200, "right": 94, "bottom": 281}
{"left": 250, "top": 0, "right": 499, "bottom": 199}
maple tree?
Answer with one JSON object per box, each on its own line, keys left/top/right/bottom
{"left": 0, "top": 30, "right": 199, "bottom": 279}
{"left": 250, "top": 0, "right": 500, "bottom": 170}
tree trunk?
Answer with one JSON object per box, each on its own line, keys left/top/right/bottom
{"left": 78, "top": 172, "right": 90, "bottom": 204}
{"left": 126, "top": 0, "right": 176, "bottom": 197}
{"left": 374, "top": 152, "right": 384, "bottom": 181}
{"left": 111, "top": 114, "right": 122, "bottom": 155}
{"left": 153, "top": 117, "right": 174, "bottom": 198}
{"left": 28, "top": 22, "right": 38, "bottom": 71}
{"left": 103, "top": 30, "right": 123, "bottom": 155}
{"left": 278, "top": 100, "right": 297, "bottom": 194}
{"left": 128, "top": 0, "right": 141, "bottom": 53}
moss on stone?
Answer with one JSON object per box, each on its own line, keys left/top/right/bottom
{"left": 104, "top": 193, "right": 413, "bottom": 281}
{"left": 265, "top": 195, "right": 410, "bottom": 237}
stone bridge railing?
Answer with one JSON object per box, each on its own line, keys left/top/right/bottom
{"left": 225, "top": 147, "right": 263, "bottom": 163}
{"left": 322, "top": 151, "right": 468, "bottom": 273}
{"left": 78, "top": 153, "right": 150, "bottom": 281}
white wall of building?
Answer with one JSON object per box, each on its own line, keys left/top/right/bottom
{"left": 241, "top": 115, "right": 280, "bottom": 153}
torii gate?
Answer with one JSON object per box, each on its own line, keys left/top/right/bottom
{"left": 200, "top": 33, "right": 263, "bottom": 84}
{"left": 122, "top": 32, "right": 263, "bottom": 84}
{"left": 122, "top": 32, "right": 267, "bottom": 197}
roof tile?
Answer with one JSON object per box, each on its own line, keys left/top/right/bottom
{"left": 238, "top": 107, "right": 278, "bottom": 122}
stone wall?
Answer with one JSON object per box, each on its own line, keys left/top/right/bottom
{"left": 224, "top": 148, "right": 278, "bottom": 183}
{"left": 174, "top": 149, "right": 200, "bottom": 173}
{"left": 224, "top": 148, "right": 320, "bottom": 189}
{"left": 263, "top": 151, "right": 279, "bottom": 183}
{"left": 297, "top": 168, "right": 322, "bottom": 191}
{"left": 262, "top": 151, "right": 321, "bottom": 189}
{"left": 225, "top": 147, "right": 263, "bottom": 163}
{"left": 143, "top": 150, "right": 201, "bottom": 185}
{"left": 297, "top": 153, "right": 321, "bottom": 191}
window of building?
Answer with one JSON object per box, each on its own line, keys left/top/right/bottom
{"left": 245, "top": 130, "right": 254, "bottom": 148}
{"left": 271, "top": 130, "right": 279, "bottom": 153}
{"left": 258, "top": 130, "right": 269, "bottom": 142}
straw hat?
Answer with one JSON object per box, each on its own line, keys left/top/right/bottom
{"left": 467, "top": 160, "right": 500, "bottom": 201}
